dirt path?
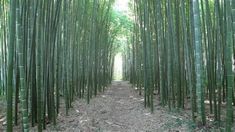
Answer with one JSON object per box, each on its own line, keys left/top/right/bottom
{"left": 38, "top": 81, "right": 191, "bottom": 132}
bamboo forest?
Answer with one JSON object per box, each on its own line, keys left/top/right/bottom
{"left": 0, "top": 0, "right": 235, "bottom": 131}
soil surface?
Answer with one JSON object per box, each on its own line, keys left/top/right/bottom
{"left": 37, "top": 81, "right": 191, "bottom": 132}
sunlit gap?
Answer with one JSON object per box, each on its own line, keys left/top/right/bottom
{"left": 113, "top": 53, "right": 123, "bottom": 80}
{"left": 113, "top": 0, "right": 129, "bottom": 12}
{"left": 112, "top": 0, "right": 131, "bottom": 81}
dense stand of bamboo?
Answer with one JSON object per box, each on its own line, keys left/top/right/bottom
{"left": 123, "top": 0, "right": 235, "bottom": 131}
{"left": 0, "top": 0, "right": 119, "bottom": 131}
{"left": 1, "top": 0, "right": 235, "bottom": 131}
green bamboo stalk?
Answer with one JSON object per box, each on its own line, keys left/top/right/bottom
{"left": 192, "top": 0, "right": 206, "bottom": 125}
{"left": 7, "top": 0, "right": 16, "bottom": 131}
{"left": 225, "top": 0, "right": 234, "bottom": 131}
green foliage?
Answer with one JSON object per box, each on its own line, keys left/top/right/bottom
{"left": 124, "top": 0, "right": 235, "bottom": 130}
{"left": 1, "top": 0, "right": 234, "bottom": 131}
{"left": 110, "top": 9, "right": 134, "bottom": 54}
{"left": 110, "top": 10, "right": 133, "bottom": 34}
{"left": 1, "top": 0, "right": 122, "bottom": 131}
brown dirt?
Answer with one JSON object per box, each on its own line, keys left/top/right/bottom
{"left": 35, "top": 81, "right": 191, "bottom": 132}
{"left": 2, "top": 81, "right": 233, "bottom": 131}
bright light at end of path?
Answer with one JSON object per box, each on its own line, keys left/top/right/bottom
{"left": 113, "top": 53, "right": 123, "bottom": 81}
{"left": 114, "top": 0, "right": 129, "bottom": 12}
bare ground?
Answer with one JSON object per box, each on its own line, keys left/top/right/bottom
{"left": 36, "top": 81, "right": 192, "bottom": 132}
{"left": 2, "top": 81, "right": 233, "bottom": 132}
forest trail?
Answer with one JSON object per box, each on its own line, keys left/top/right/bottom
{"left": 39, "top": 81, "right": 190, "bottom": 132}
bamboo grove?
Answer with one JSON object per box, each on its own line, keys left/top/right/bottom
{"left": 123, "top": 0, "right": 235, "bottom": 131}
{"left": 0, "top": 0, "right": 122, "bottom": 131}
